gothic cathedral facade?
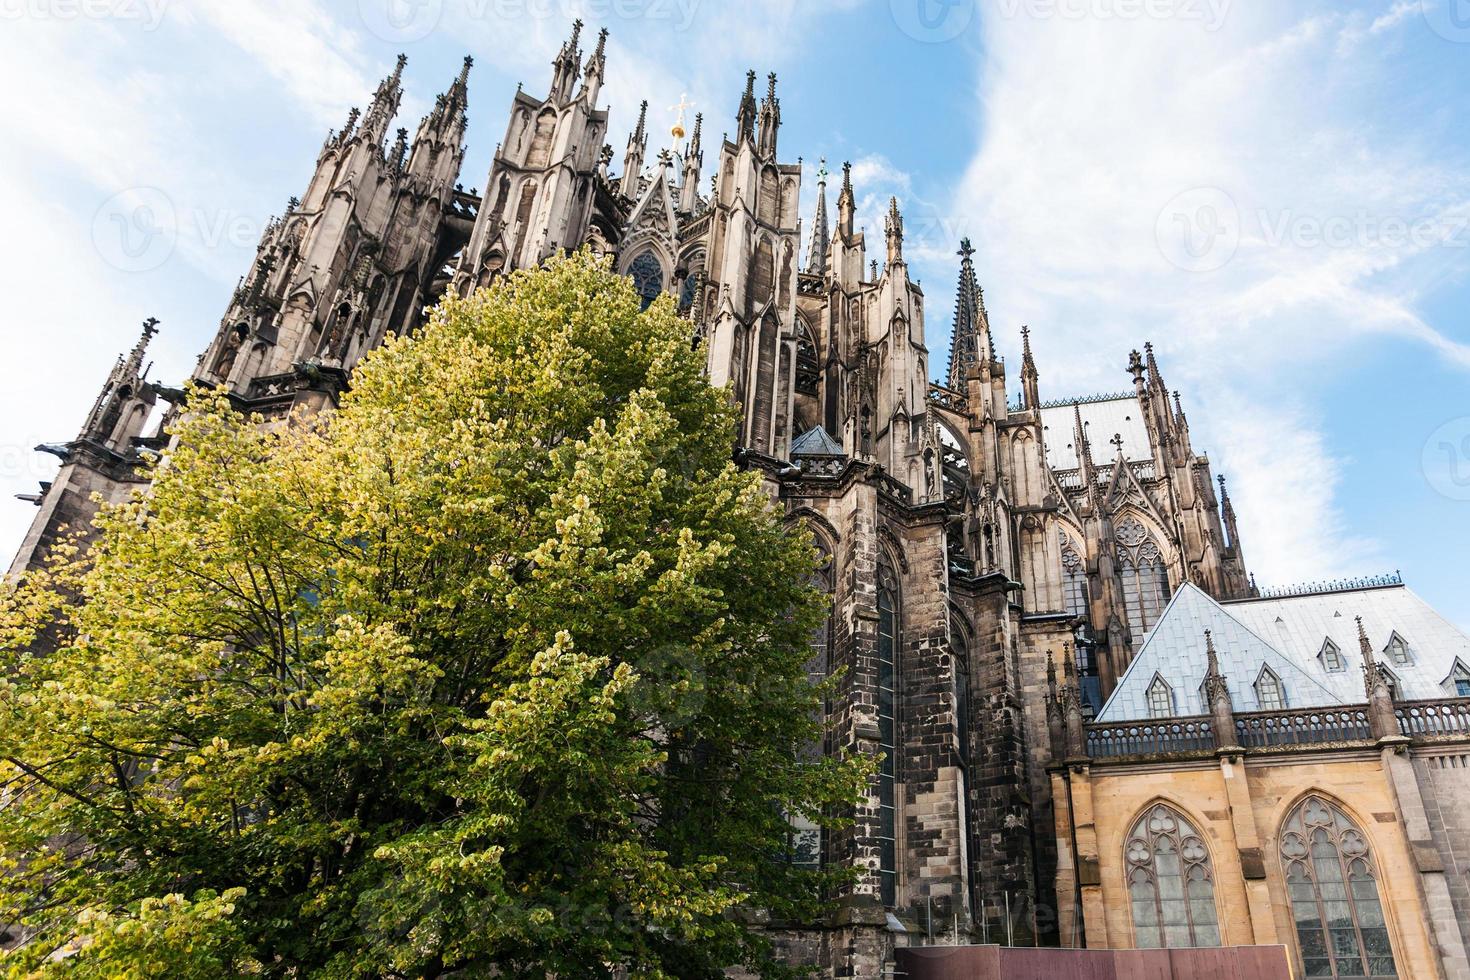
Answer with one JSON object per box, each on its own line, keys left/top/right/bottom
{"left": 10, "top": 23, "right": 1261, "bottom": 976}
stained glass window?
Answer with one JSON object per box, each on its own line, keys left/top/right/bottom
{"left": 877, "top": 557, "right": 899, "bottom": 908}
{"left": 1281, "top": 796, "right": 1397, "bottom": 978}
{"left": 1126, "top": 804, "right": 1220, "bottom": 949}
{"left": 1061, "top": 531, "right": 1089, "bottom": 620}
{"left": 628, "top": 251, "right": 664, "bottom": 310}
{"left": 1115, "top": 517, "right": 1170, "bottom": 638}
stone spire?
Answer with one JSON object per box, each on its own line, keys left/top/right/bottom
{"left": 550, "top": 18, "right": 584, "bottom": 101}
{"left": 1202, "top": 630, "right": 1239, "bottom": 749}
{"left": 757, "top": 71, "right": 781, "bottom": 157}
{"left": 736, "top": 69, "right": 758, "bottom": 142}
{"left": 1020, "top": 325, "right": 1040, "bottom": 410}
{"left": 835, "top": 160, "right": 855, "bottom": 240}
{"left": 806, "top": 158, "right": 830, "bottom": 275}
{"left": 1219, "top": 474, "right": 1243, "bottom": 555}
{"left": 946, "top": 238, "right": 993, "bottom": 389}
{"left": 362, "top": 54, "right": 407, "bottom": 143}
{"left": 80, "top": 318, "right": 159, "bottom": 448}
{"left": 418, "top": 56, "right": 472, "bottom": 139}
{"left": 679, "top": 112, "right": 704, "bottom": 215}
{"left": 620, "top": 100, "right": 648, "bottom": 199}
{"left": 884, "top": 196, "right": 903, "bottom": 268}
{"left": 1358, "top": 616, "right": 1402, "bottom": 741}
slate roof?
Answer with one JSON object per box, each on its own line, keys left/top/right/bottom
{"left": 1039, "top": 396, "right": 1151, "bottom": 470}
{"left": 1096, "top": 582, "right": 1470, "bottom": 722}
{"left": 790, "top": 424, "right": 845, "bottom": 459}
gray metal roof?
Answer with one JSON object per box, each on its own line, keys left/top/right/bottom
{"left": 1039, "top": 396, "right": 1151, "bottom": 471}
{"left": 1096, "top": 582, "right": 1470, "bottom": 722}
{"left": 790, "top": 424, "right": 845, "bottom": 459}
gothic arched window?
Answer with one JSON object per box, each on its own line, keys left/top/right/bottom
{"left": 950, "top": 616, "right": 971, "bottom": 771}
{"left": 1280, "top": 796, "right": 1398, "bottom": 978}
{"left": 1255, "top": 666, "right": 1287, "bottom": 711}
{"left": 627, "top": 251, "right": 664, "bottom": 310}
{"left": 1060, "top": 531, "right": 1089, "bottom": 621}
{"left": 795, "top": 321, "right": 819, "bottom": 395}
{"left": 1126, "top": 803, "right": 1220, "bottom": 949}
{"left": 876, "top": 554, "right": 899, "bottom": 908}
{"left": 785, "top": 530, "right": 834, "bottom": 872}
{"left": 1147, "top": 674, "right": 1174, "bottom": 719}
{"left": 1383, "top": 633, "right": 1412, "bottom": 667}
{"left": 678, "top": 252, "right": 705, "bottom": 316}
{"left": 1115, "top": 516, "right": 1170, "bottom": 638}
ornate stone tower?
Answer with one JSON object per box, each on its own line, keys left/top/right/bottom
{"left": 197, "top": 53, "right": 475, "bottom": 417}
{"left": 454, "top": 21, "right": 612, "bottom": 290}
{"left": 8, "top": 319, "right": 163, "bottom": 576}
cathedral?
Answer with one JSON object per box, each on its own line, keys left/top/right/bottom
{"left": 12, "top": 22, "right": 1470, "bottom": 979}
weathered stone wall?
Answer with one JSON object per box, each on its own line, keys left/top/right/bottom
{"left": 1415, "top": 749, "right": 1470, "bottom": 974}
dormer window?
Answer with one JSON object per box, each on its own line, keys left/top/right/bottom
{"left": 1384, "top": 632, "right": 1412, "bottom": 666}
{"left": 1318, "top": 639, "right": 1345, "bottom": 673}
{"left": 1450, "top": 661, "right": 1470, "bottom": 698}
{"left": 1255, "top": 666, "right": 1286, "bottom": 711}
{"left": 1147, "top": 675, "right": 1174, "bottom": 719}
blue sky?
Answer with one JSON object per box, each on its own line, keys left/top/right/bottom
{"left": 0, "top": 0, "right": 1467, "bottom": 626}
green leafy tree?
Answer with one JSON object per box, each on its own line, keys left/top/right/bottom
{"left": 0, "top": 251, "right": 866, "bottom": 978}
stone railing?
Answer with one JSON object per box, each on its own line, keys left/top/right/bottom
{"left": 1397, "top": 699, "right": 1470, "bottom": 738}
{"left": 927, "top": 383, "right": 969, "bottom": 414}
{"left": 1086, "top": 717, "right": 1215, "bottom": 758}
{"left": 1234, "top": 707, "right": 1372, "bottom": 748}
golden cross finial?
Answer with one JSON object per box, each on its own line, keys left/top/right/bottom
{"left": 669, "top": 93, "right": 695, "bottom": 140}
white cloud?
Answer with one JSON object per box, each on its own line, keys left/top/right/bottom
{"left": 951, "top": 1, "right": 1467, "bottom": 585}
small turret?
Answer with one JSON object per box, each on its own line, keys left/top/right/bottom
{"left": 946, "top": 238, "right": 993, "bottom": 389}
{"left": 806, "top": 158, "right": 831, "bottom": 276}
{"left": 736, "top": 69, "right": 758, "bottom": 142}
{"left": 620, "top": 100, "right": 648, "bottom": 200}
{"left": 884, "top": 196, "right": 904, "bottom": 268}
{"left": 362, "top": 54, "right": 407, "bottom": 144}
{"left": 757, "top": 71, "right": 781, "bottom": 158}
{"left": 580, "top": 27, "right": 608, "bottom": 103}
{"left": 80, "top": 318, "right": 160, "bottom": 452}
{"left": 1020, "top": 325, "right": 1040, "bottom": 411}
{"left": 1202, "top": 630, "right": 1239, "bottom": 750}
{"left": 678, "top": 107, "right": 703, "bottom": 214}
{"left": 549, "top": 18, "right": 584, "bottom": 102}
{"left": 836, "top": 160, "right": 856, "bottom": 240}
